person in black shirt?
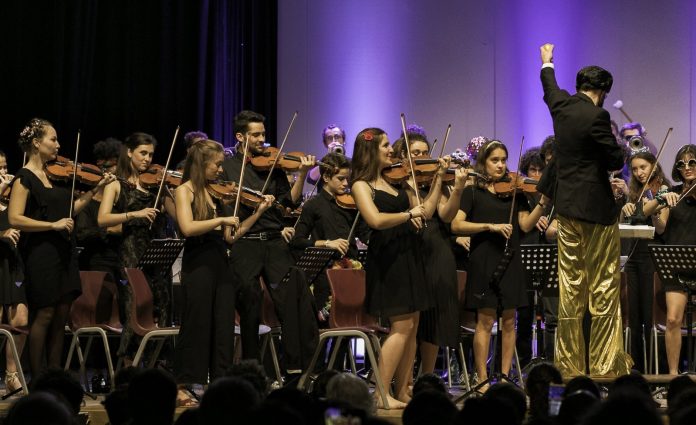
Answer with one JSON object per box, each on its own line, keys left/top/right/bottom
{"left": 221, "top": 110, "right": 317, "bottom": 374}
{"left": 291, "top": 152, "right": 369, "bottom": 320}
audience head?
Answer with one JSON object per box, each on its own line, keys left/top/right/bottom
{"left": 5, "top": 391, "right": 74, "bottom": 425}
{"left": 402, "top": 390, "right": 457, "bottom": 425}
{"left": 412, "top": 373, "right": 448, "bottom": 396}
{"left": 310, "top": 369, "right": 340, "bottom": 400}
{"left": 199, "top": 376, "right": 260, "bottom": 425}
{"left": 525, "top": 362, "right": 563, "bottom": 419}
{"left": 668, "top": 375, "right": 696, "bottom": 411}
{"left": 556, "top": 390, "right": 599, "bottom": 425}
{"left": 580, "top": 388, "right": 661, "bottom": 425}
{"left": 564, "top": 375, "right": 600, "bottom": 399}
{"left": 484, "top": 383, "right": 526, "bottom": 425}
{"left": 454, "top": 396, "right": 517, "bottom": 425}
{"left": 326, "top": 373, "right": 375, "bottom": 416}
{"left": 226, "top": 359, "right": 269, "bottom": 399}
{"left": 30, "top": 368, "right": 84, "bottom": 416}
{"left": 128, "top": 368, "right": 177, "bottom": 425}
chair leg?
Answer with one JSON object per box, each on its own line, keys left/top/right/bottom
{"left": 298, "top": 335, "right": 329, "bottom": 390}
{"left": 149, "top": 338, "right": 166, "bottom": 368}
{"left": 98, "top": 330, "right": 116, "bottom": 385}
{"left": 445, "top": 347, "right": 452, "bottom": 388}
{"left": 268, "top": 336, "right": 283, "bottom": 386}
{"left": 362, "top": 334, "right": 389, "bottom": 410}
{"left": 328, "top": 336, "right": 344, "bottom": 370}
{"left": 459, "top": 342, "right": 471, "bottom": 391}
{"left": 514, "top": 347, "right": 524, "bottom": 387}
{"left": 64, "top": 334, "right": 79, "bottom": 371}
{"left": 347, "top": 340, "right": 357, "bottom": 374}
{"left": 132, "top": 336, "right": 150, "bottom": 367}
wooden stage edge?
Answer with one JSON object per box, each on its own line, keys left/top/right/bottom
{"left": 0, "top": 373, "right": 686, "bottom": 425}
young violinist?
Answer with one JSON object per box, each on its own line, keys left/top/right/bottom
{"left": 8, "top": 118, "right": 115, "bottom": 376}
{"left": 290, "top": 152, "right": 369, "bottom": 321}
{"left": 391, "top": 128, "right": 468, "bottom": 377}
{"left": 0, "top": 149, "right": 27, "bottom": 393}
{"left": 97, "top": 132, "right": 176, "bottom": 364}
{"left": 351, "top": 127, "right": 448, "bottom": 409}
{"left": 619, "top": 151, "right": 670, "bottom": 372}
{"left": 173, "top": 139, "right": 273, "bottom": 401}
{"left": 221, "top": 110, "right": 317, "bottom": 375}
{"left": 450, "top": 140, "right": 546, "bottom": 389}
{"left": 641, "top": 144, "right": 696, "bottom": 374}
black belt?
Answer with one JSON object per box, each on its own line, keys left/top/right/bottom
{"left": 241, "top": 231, "right": 282, "bottom": 241}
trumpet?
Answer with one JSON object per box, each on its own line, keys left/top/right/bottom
{"left": 626, "top": 135, "right": 646, "bottom": 152}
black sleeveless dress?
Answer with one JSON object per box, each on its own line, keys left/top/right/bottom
{"left": 365, "top": 186, "right": 431, "bottom": 318}
{"left": 0, "top": 210, "right": 25, "bottom": 305}
{"left": 14, "top": 168, "right": 80, "bottom": 309}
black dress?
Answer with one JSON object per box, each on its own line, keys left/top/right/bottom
{"left": 114, "top": 182, "right": 170, "bottom": 358}
{"left": 14, "top": 168, "right": 80, "bottom": 309}
{"left": 0, "top": 210, "right": 25, "bottom": 305}
{"left": 460, "top": 185, "right": 528, "bottom": 310}
{"left": 365, "top": 186, "right": 430, "bottom": 318}
{"left": 661, "top": 185, "right": 696, "bottom": 292}
{"left": 417, "top": 191, "right": 460, "bottom": 348}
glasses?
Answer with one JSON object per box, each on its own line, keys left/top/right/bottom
{"left": 676, "top": 159, "right": 696, "bottom": 170}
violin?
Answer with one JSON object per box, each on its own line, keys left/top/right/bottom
{"left": 491, "top": 172, "right": 538, "bottom": 197}
{"left": 205, "top": 180, "right": 286, "bottom": 211}
{"left": 335, "top": 192, "right": 357, "bottom": 209}
{"left": 45, "top": 156, "right": 131, "bottom": 188}
{"left": 440, "top": 169, "right": 488, "bottom": 186}
{"left": 250, "top": 147, "right": 327, "bottom": 172}
{"left": 382, "top": 157, "right": 442, "bottom": 184}
{"left": 139, "top": 164, "right": 182, "bottom": 189}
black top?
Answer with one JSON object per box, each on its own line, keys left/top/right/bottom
{"left": 539, "top": 67, "right": 624, "bottom": 225}
{"left": 221, "top": 152, "right": 298, "bottom": 233}
{"left": 290, "top": 189, "right": 369, "bottom": 258}
{"left": 662, "top": 185, "right": 696, "bottom": 245}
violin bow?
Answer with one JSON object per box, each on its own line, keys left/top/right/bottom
{"left": 505, "top": 136, "right": 525, "bottom": 249}
{"left": 400, "top": 113, "right": 423, "bottom": 206}
{"left": 292, "top": 180, "right": 320, "bottom": 230}
{"left": 675, "top": 181, "right": 696, "bottom": 206}
{"left": 428, "top": 138, "right": 438, "bottom": 157}
{"left": 150, "top": 126, "right": 180, "bottom": 229}
{"left": 429, "top": 124, "right": 452, "bottom": 187}
{"left": 233, "top": 133, "right": 250, "bottom": 219}
{"left": 68, "top": 130, "right": 81, "bottom": 218}
{"left": 635, "top": 127, "right": 672, "bottom": 203}
{"left": 346, "top": 211, "right": 361, "bottom": 243}
{"left": 260, "top": 111, "right": 299, "bottom": 195}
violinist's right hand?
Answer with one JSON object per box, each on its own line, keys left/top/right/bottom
{"left": 409, "top": 205, "right": 426, "bottom": 219}
{"left": 657, "top": 191, "right": 680, "bottom": 208}
{"left": 536, "top": 215, "right": 550, "bottom": 233}
{"left": 453, "top": 167, "right": 469, "bottom": 190}
{"left": 0, "top": 173, "right": 12, "bottom": 187}
{"left": 540, "top": 43, "right": 554, "bottom": 64}
{"left": 622, "top": 202, "right": 637, "bottom": 217}
{"left": 326, "top": 239, "right": 349, "bottom": 256}
{"left": 134, "top": 207, "right": 159, "bottom": 223}
{"left": 489, "top": 223, "right": 513, "bottom": 239}
{"left": 220, "top": 216, "right": 240, "bottom": 229}
{"left": 1, "top": 228, "right": 20, "bottom": 246}
{"left": 455, "top": 236, "right": 471, "bottom": 251}
{"left": 52, "top": 218, "right": 74, "bottom": 233}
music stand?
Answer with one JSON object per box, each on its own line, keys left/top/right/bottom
{"left": 649, "top": 245, "right": 696, "bottom": 371}
{"left": 136, "top": 239, "right": 185, "bottom": 326}
{"left": 281, "top": 247, "right": 336, "bottom": 287}
{"left": 520, "top": 244, "right": 559, "bottom": 362}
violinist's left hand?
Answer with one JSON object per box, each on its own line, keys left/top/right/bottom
{"left": 436, "top": 156, "right": 451, "bottom": 177}
{"left": 281, "top": 226, "right": 295, "bottom": 242}
{"left": 453, "top": 167, "right": 469, "bottom": 190}
{"left": 298, "top": 155, "right": 316, "bottom": 174}
{"left": 97, "top": 172, "right": 117, "bottom": 189}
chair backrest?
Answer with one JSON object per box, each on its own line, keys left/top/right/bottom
{"left": 123, "top": 268, "right": 158, "bottom": 336}
{"left": 326, "top": 269, "right": 375, "bottom": 328}
{"left": 456, "top": 270, "right": 477, "bottom": 329}
{"left": 652, "top": 272, "right": 668, "bottom": 327}
{"left": 70, "top": 271, "right": 121, "bottom": 331}
{"left": 259, "top": 277, "right": 281, "bottom": 328}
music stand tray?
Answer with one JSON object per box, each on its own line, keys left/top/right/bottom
{"left": 649, "top": 244, "right": 696, "bottom": 371}
{"left": 136, "top": 239, "right": 186, "bottom": 271}
{"left": 281, "top": 247, "right": 336, "bottom": 286}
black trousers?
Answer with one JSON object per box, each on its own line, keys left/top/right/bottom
{"left": 229, "top": 238, "right": 318, "bottom": 371}
{"left": 625, "top": 247, "right": 654, "bottom": 373}
{"left": 174, "top": 238, "right": 236, "bottom": 384}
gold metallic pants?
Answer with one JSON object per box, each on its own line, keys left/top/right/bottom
{"left": 554, "top": 215, "right": 633, "bottom": 377}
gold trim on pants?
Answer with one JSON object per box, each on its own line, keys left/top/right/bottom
{"left": 554, "top": 215, "right": 633, "bottom": 377}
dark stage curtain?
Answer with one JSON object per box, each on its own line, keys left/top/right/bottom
{"left": 0, "top": 0, "right": 277, "bottom": 170}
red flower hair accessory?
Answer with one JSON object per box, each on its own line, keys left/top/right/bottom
{"left": 363, "top": 131, "right": 374, "bottom": 141}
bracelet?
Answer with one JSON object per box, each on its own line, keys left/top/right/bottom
{"left": 125, "top": 212, "right": 130, "bottom": 221}
{"left": 538, "top": 202, "right": 546, "bottom": 209}
{"left": 407, "top": 211, "right": 413, "bottom": 220}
